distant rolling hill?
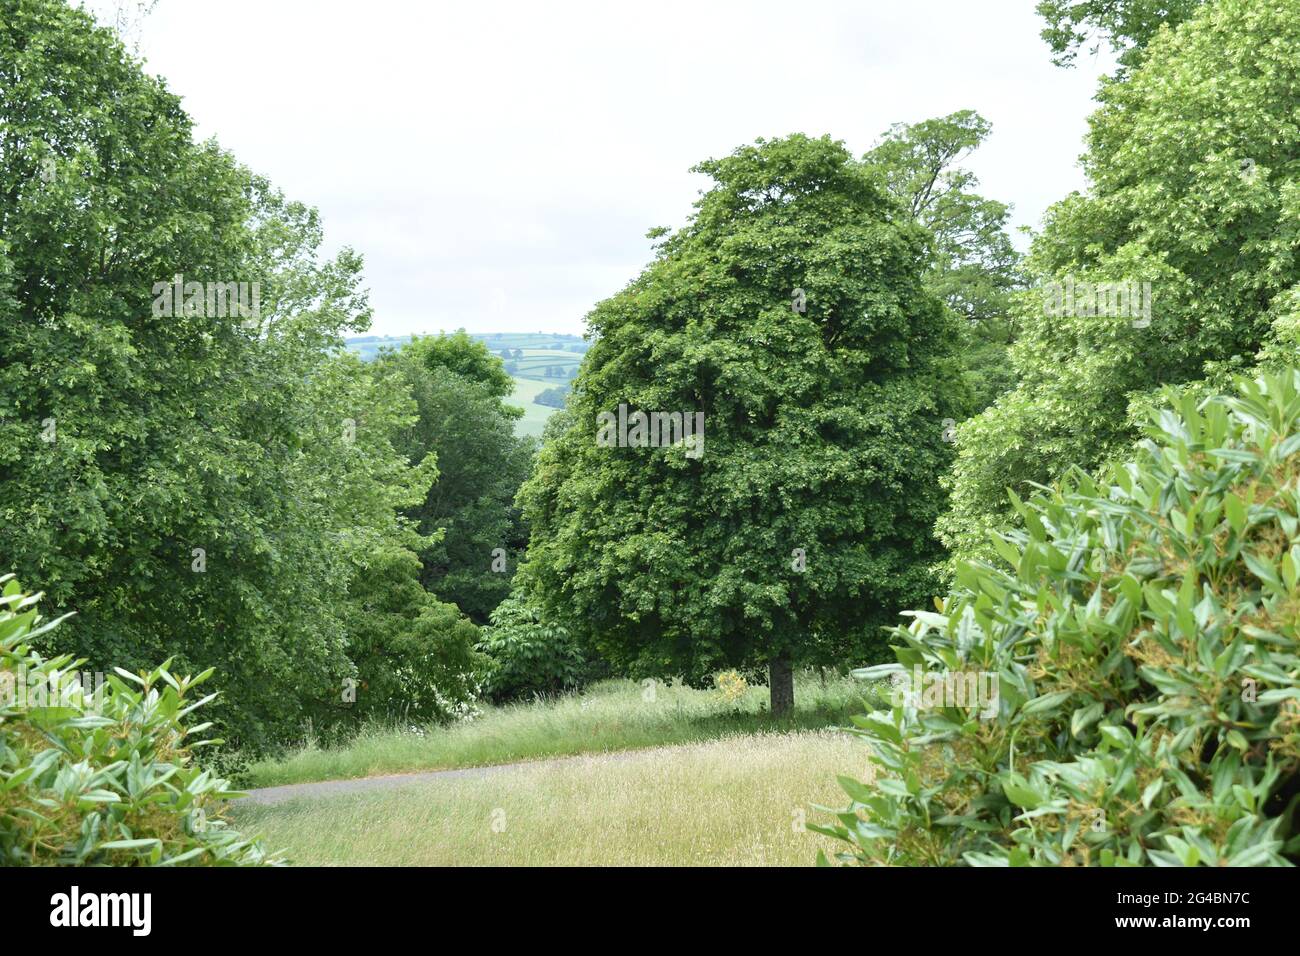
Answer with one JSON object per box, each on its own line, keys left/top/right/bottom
{"left": 344, "top": 333, "right": 587, "bottom": 438}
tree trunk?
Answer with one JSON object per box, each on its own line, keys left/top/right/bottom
{"left": 769, "top": 653, "right": 794, "bottom": 717}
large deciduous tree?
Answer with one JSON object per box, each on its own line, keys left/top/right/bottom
{"left": 941, "top": 0, "right": 1300, "bottom": 562}
{"left": 0, "top": 0, "right": 461, "bottom": 749}
{"left": 864, "top": 110, "right": 1022, "bottom": 412}
{"left": 378, "top": 331, "right": 535, "bottom": 624}
{"left": 517, "top": 134, "right": 964, "bottom": 714}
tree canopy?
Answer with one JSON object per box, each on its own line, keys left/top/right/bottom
{"left": 864, "top": 110, "right": 1022, "bottom": 412}
{"left": 517, "top": 134, "right": 964, "bottom": 712}
{"left": 0, "top": 0, "right": 474, "bottom": 749}
{"left": 941, "top": 0, "right": 1300, "bottom": 562}
{"left": 1036, "top": 0, "right": 1205, "bottom": 70}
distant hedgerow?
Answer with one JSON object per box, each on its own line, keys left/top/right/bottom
{"left": 818, "top": 370, "right": 1300, "bottom": 866}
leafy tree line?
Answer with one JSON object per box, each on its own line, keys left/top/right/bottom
{"left": 504, "top": 0, "right": 1300, "bottom": 725}
{"left": 9, "top": 0, "right": 1300, "bottom": 872}
{"left": 7, "top": 0, "right": 1232, "bottom": 757}
{"left": 533, "top": 384, "right": 570, "bottom": 408}
{"left": 0, "top": 0, "right": 1062, "bottom": 747}
{"left": 0, "top": 0, "right": 533, "bottom": 751}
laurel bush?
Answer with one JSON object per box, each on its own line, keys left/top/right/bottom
{"left": 0, "top": 575, "right": 281, "bottom": 865}
{"left": 818, "top": 370, "right": 1300, "bottom": 866}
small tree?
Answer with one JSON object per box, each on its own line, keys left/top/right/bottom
{"left": 341, "top": 548, "right": 487, "bottom": 723}
{"left": 476, "top": 592, "right": 584, "bottom": 702}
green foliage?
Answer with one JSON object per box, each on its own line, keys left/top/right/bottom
{"left": 534, "top": 385, "right": 570, "bottom": 409}
{"left": 379, "top": 335, "right": 534, "bottom": 624}
{"left": 342, "top": 548, "right": 487, "bottom": 723}
{"left": 477, "top": 592, "right": 585, "bottom": 701}
{"left": 408, "top": 330, "right": 515, "bottom": 400}
{"left": 0, "top": 575, "right": 280, "bottom": 865}
{"left": 864, "top": 110, "right": 1023, "bottom": 413}
{"left": 865, "top": 111, "right": 1020, "bottom": 330}
{"left": 518, "top": 134, "right": 965, "bottom": 700}
{"left": 1036, "top": 0, "right": 1204, "bottom": 70}
{"left": 0, "top": 1, "right": 431, "bottom": 751}
{"left": 818, "top": 371, "right": 1300, "bottom": 866}
{"left": 941, "top": 0, "right": 1300, "bottom": 563}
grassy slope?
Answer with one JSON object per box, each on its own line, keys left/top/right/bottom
{"left": 508, "top": 349, "right": 578, "bottom": 437}
{"left": 241, "top": 675, "right": 876, "bottom": 789}
{"left": 231, "top": 730, "right": 868, "bottom": 866}
{"left": 505, "top": 375, "right": 557, "bottom": 438}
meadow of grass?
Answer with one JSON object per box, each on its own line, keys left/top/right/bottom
{"left": 231, "top": 729, "right": 869, "bottom": 866}
{"left": 510, "top": 348, "right": 582, "bottom": 380}
{"left": 241, "top": 673, "right": 877, "bottom": 789}
{"left": 505, "top": 375, "right": 556, "bottom": 437}
{"left": 479, "top": 333, "right": 586, "bottom": 353}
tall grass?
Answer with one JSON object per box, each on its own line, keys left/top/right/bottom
{"left": 232, "top": 730, "right": 870, "bottom": 866}
{"left": 241, "top": 672, "right": 877, "bottom": 789}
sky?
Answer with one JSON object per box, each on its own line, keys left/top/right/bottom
{"left": 87, "top": 0, "right": 1115, "bottom": 338}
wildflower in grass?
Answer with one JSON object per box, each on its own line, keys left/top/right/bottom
{"left": 716, "top": 670, "right": 748, "bottom": 706}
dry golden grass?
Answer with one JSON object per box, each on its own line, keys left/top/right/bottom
{"left": 232, "top": 730, "right": 869, "bottom": 866}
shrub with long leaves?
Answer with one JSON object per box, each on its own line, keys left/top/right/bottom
{"left": 817, "top": 370, "right": 1300, "bottom": 866}
{"left": 477, "top": 592, "right": 586, "bottom": 702}
{"left": 0, "top": 575, "right": 281, "bottom": 865}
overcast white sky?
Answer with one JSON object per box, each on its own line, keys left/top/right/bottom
{"left": 91, "top": 0, "right": 1114, "bottom": 337}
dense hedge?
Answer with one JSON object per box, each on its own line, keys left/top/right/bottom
{"left": 0, "top": 576, "right": 279, "bottom": 865}
{"left": 819, "top": 371, "right": 1300, "bottom": 866}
